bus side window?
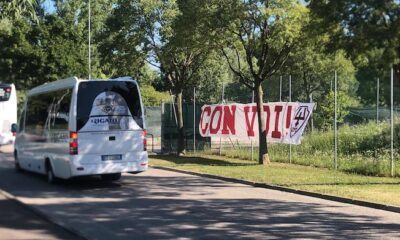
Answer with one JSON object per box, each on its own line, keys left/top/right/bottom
{"left": 51, "top": 89, "right": 71, "bottom": 131}
{"left": 25, "top": 95, "right": 48, "bottom": 136}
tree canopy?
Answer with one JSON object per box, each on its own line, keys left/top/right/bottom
{"left": 2, "top": 0, "right": 398, "bottom": 159}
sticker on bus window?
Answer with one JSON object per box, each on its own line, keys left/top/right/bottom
{"left": 79, "top": 91, "right": 141, "bottom": 132}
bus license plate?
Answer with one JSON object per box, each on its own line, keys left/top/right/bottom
{"left": 101, "top": 154, "right": 122, "bottom": 161}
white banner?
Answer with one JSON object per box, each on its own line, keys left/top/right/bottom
{"left": 199, "top": 102, "right": 315, "bottom": 144}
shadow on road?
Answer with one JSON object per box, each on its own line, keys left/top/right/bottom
{"left": 0, "top": 151, "right": 399, "bottom": 239}
{"left": 151, "top": 154, "right": 258, "bottom": 166}
{"left": 0, "top": 193, "right": 82, "bottom": 239}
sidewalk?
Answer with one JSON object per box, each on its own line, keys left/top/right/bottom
{"left": 0, "top": 144, "right": 13, "bottom": 154}
{"left": 0, "top": 191, "right": 81, "bottom": 240}
{"left": 0, "top": 145, "right": 82, "bottom": 239}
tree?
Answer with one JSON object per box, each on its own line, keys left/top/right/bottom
{"left": 316, "top": 91, "right": 359, "bottom": 130}
{"left": 280, "top": 19, "right": 359, "bottom": 129}
{"left": 102, "top": 0, "right": 226, "bottom": 155}
{"left": 308, "top": 0, "right": 400, "bottom": 100}
{"left": 183, "top": 52, "right": 233, "bottom": 104}
{"left": 0, "top": 19, "right": 45, "bottom": 89}
{"left": 0, "top": 0, "right": 112, "bottom": 89}
{"left": 0, "top": 0, "right": 39, "bottom": 31}
{"left": 220, "top": 0, "right": 308, "bottom": 164}
{"left": 47, "top": 0, "right": 112, "bottom": 79}
{"left": 0, "top": 0, "right": 41, "bottom": 88}
{"left": 286, "top": 48, "right": 359, "bottom": 129}
{"left": 140, "top": 85, "right": 170, "bottom": 106}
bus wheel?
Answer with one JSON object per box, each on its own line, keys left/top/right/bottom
{"left": 101, "top": 173, "right": 121, "bottom": 181}
{"left": 14, "top": 151, "right": 21, "bottom": 172}
{"left": 45, "top": 161, "right": 57, "bottom": 184}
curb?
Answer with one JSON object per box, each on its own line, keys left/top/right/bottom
{"left": 0, "top": 189, "right": 89, "bottom": 240}
{"left": 152, "top": 166, "right": 400, "bottom": 214}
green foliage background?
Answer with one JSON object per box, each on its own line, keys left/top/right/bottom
{"left": 1, "top": 0, "right": 399, "bottom": 151}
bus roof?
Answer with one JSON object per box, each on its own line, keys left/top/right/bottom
{"left": 28, "top": 76, "right": 136, "bottom": 96}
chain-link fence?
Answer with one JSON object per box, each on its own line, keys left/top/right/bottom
{"left": 160, "top": 102, "right": 211, "bottom": 154}
{"left": 145, "top": 106, "right": 162, "bottom": 153}
{"left": 208, "top": 79, "right": 400, "bottom": 178}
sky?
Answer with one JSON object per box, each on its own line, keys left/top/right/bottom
{"left": 43, "top": 0, "right": 56, "bottom": 14}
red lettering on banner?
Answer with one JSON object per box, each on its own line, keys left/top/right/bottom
{"left": 286, "top": 105, "right": 292, "bottom": 128}
{"left": 200, "top": 106, "right": 211, "bottom": 135}
{"left": 263, "top": 105, "right": 271, "bottom": 135}
{"left": 210, "top": 106, "right": 222, "bottom": 134}
{"left": 271, "top": 105, "right": 283, "bottom": 139}
{"left": 221, "top": 105, "right": 237, "bottom": 134}
{"left": 244, "top": 106, "right": 257, "bottom": 137}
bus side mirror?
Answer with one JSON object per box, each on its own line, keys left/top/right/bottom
{"left": 11, "top": 123, "right": 17, "bottom": 136}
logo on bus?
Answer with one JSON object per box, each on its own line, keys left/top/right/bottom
{"left": 102, "top": 105, "right": 116, "bottom": 114}
{"left": 91, "top": 117, "right": 119, "bottom": 125}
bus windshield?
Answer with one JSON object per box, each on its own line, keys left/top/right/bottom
{"left": 0, "top": 84, "right": 12, "bottom": 102}
{"left": 77, "top": 81, "right": 143, "bottom": 132}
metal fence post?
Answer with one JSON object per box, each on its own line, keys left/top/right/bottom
{"left": 377, "top": 77, "right": 379, "bottom": 123}
{"left": 219, "top": 83, "right": 225, "bottom": 155}
{"left": 289, "top": 75, "right": 292, "bottom": 164}
{"left": 390, "top": 68, "right": 394, "bottom": 177}
{"left": 88, "top": 0, "right": 91, "bottom": 80}
{"left": 279, "top": 76, "right": 282, "bottom": 102}
{"left": 334, "top": 71, "right": 338, "bottom": 171}
{"left": 251, "top": 83, "right": 254, "bottom": 161}
{"left": 193, "top": 87, "right": 196, "bottom": 153}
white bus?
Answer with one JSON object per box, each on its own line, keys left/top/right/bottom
{"left": 13, "top": 77, "right": 148, "bottom": 183}
{"left": 0, "top": 83, "right": 17, "bottom": 146}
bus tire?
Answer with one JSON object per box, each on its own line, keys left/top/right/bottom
{"left": 14, "top": 151, "right": 21, "bottom": 172}
{"left": 45, "top": 160, "right": 57, "bottom": 184}
{"left": 101, "top": 173, "right": 121, "bottom": 181}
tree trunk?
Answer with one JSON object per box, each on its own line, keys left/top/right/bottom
{"left": 255, "top": 82, "right": 270, "bottom": 165}
{"left": 175, "top": 91, "right": 186, "bottom": 156}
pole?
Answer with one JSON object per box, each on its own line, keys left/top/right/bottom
{"left": 377, "top": 77, "right": 379, "bottom": 123}
{"left": 219, "top": 83, "right": 225, "bottom": 155}
{"left": 279, "top": 76, "right": 282, "bottom": 102}
{"left": 334, "top": 71, "right": 338, "bottom": 170}
{"left": 88, "top": 0, "right": 91, "bottom": 80}
{"left": 251, "top": 83, "right": 255, "bottom": 161}
{"left": 289, "top": 75, "right": 292, "bottom": 164}
{"left": 390, "top": 68, "right": 394, "bottom": 177}
{"left": 169, "top": 90, "right": 178, "bottom": 126}
{"left": 193, "top": 87, "right": 196, "bottom": 153}
{"left": 310, "top": 92, "right": 314, "bottom": 132}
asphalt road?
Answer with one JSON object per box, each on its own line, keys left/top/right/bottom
{"left": 0, "top": 148, "right": 400, "bottom": 239}
{"left": 0, "top": 191, "right": 80, "bottom": 240}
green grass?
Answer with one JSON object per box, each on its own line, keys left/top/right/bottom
{"left": 209, "top": 121, "right": 400, "bottom": 177}
{"left": 149, "top": 154, "right": 400, "bottom": 207}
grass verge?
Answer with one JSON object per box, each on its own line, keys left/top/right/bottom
{"left": 149, "top": 154, "right": 400, "bottom": 207}
{"left": 208, "top": 122, "right": 400, "bottom": 177}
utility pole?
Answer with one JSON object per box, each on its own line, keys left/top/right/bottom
{"left": 88, "top": 0, "right": 91, "bottom": 80}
